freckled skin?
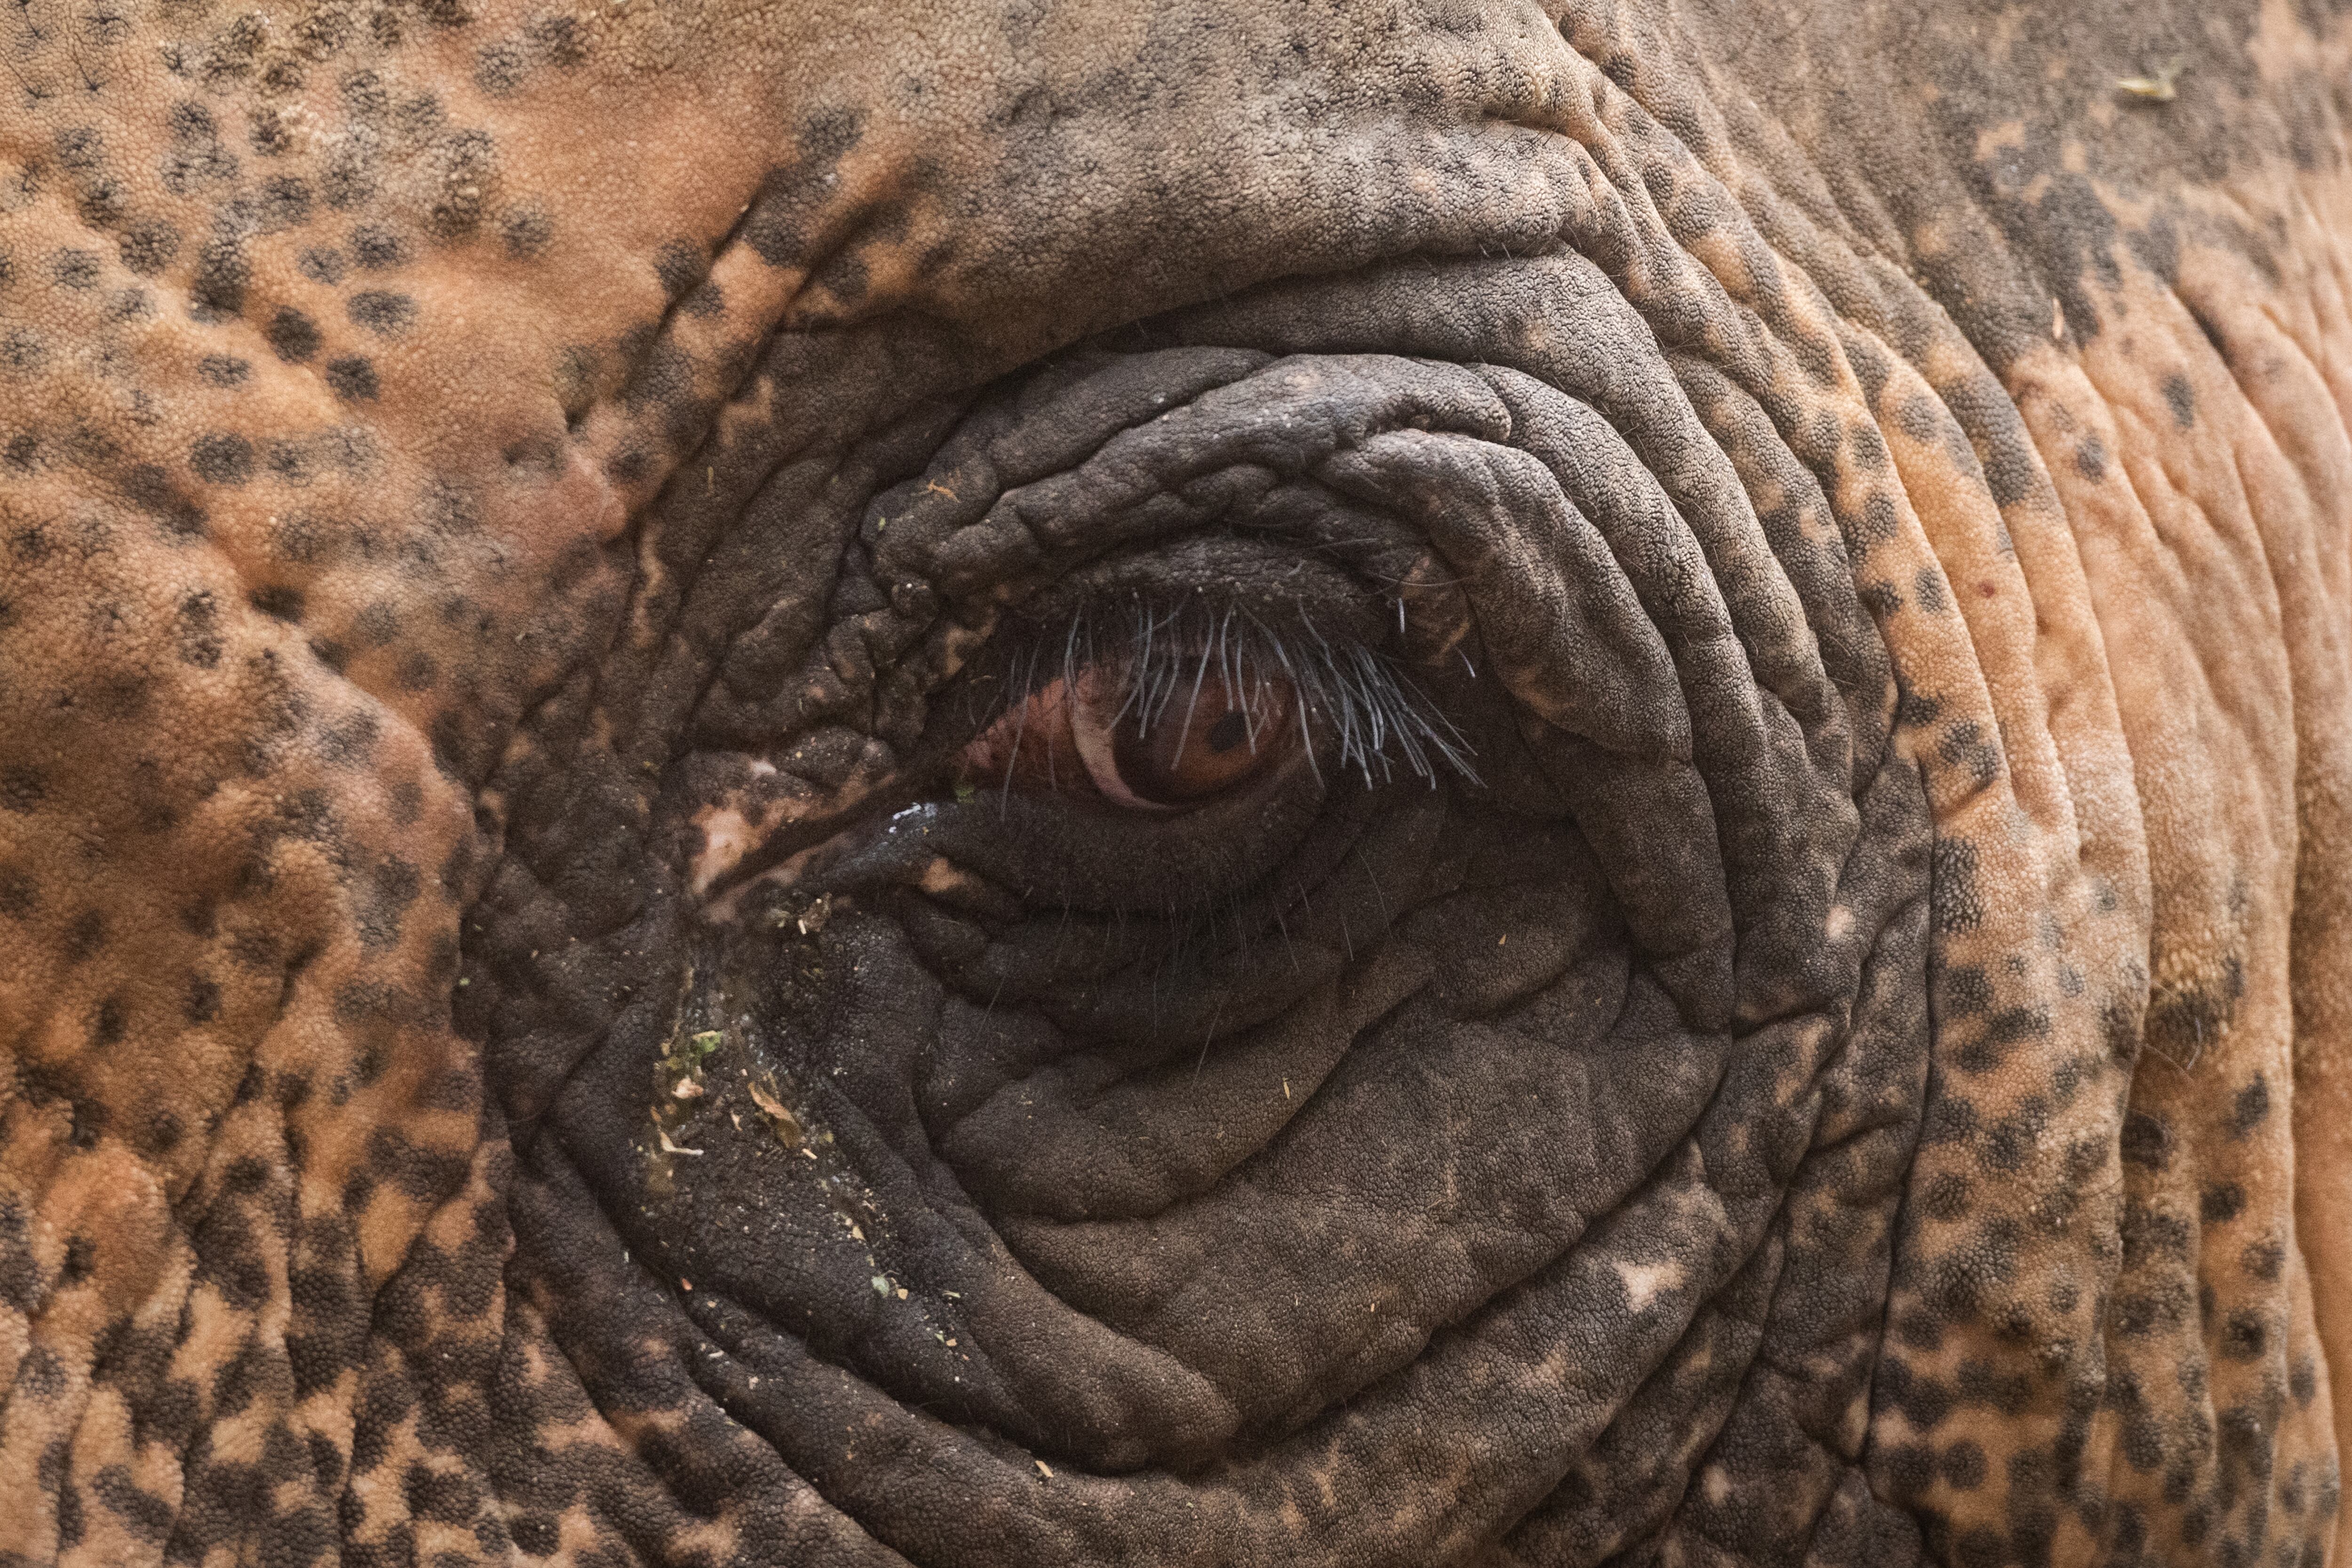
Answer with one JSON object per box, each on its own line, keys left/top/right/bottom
{"left": 3, "top": 0, "right": 2351, "bottom": 1564}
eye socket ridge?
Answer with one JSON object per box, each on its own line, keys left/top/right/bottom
{"left": 958, "top": 599, "right": 1477, "bottom": 812}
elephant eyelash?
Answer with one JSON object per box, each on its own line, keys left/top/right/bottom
{"left": 977, "top": 597, "right": 1478, "bottom": 795}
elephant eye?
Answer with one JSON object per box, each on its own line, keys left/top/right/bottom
{"left": 959, "top": 648, "right": 1304, "bottom": 811}
{"left": 952, "top": 600, "right": 1478, "bottom": 825}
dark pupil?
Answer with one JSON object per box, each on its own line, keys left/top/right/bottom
{"left": 1206, "top": 709, "right": 1250, "bottom": 755}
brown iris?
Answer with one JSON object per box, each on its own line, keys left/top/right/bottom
{"left": 961, "top": 659, "right": 1300, "bottom": 810}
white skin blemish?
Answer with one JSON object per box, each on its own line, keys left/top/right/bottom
{"left": 699, "top": 801, "right": 942, "bottom": 924}
{"left": 917, "top": 857, "right": 977, "bottom": 898}
{"left": 688, "top": 804, "right": 765, "bottom": 896}
{"left": 703, "top": 836, "right": 828, "bottom": 923}
{"left": 1615, "top": 1259, "right": 1681, "bottom": 1314}
{"left": 685, "top": 759, "right": 779, "bottom": 897}
{"left": 690, "top": 748, "right": 899, "bottom": 902}
{"left": 1826, "top": 904, "right": 1853, "bottom": 941}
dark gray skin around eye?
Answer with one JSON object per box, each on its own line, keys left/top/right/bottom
{"left": 5, "top": 1, "right": 2352, "bottom": 1567}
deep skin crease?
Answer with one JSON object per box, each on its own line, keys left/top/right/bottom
{"left": 4, "top": 0, "right": 2352, "bottom": 1564}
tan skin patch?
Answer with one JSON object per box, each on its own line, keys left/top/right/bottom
{"left": 2007, "top": 186, "right": 2352, "bottom": 1556}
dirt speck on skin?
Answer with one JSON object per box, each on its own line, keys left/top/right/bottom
{"left": 2116, "top": 55, "right": 2187, "bottom": 101}
{"left": 746, "top": 1074, "right": 804, "bottom": 1146}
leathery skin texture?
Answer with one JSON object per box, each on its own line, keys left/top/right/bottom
{"left": 3, "top": 0, "right": 2352, "bottom": 1562}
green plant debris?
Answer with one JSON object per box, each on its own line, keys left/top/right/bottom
{"left": 663, "top": 1029, "right": 724, "bottom": 1075}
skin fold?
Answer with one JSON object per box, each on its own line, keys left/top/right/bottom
{"left": 1, "top": 0, "right": 2350, "bottom": 1562}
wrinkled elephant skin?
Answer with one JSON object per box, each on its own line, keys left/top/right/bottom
{"left": 4, "top": 1, "right": 2352, "bottom": 1565}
